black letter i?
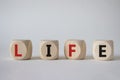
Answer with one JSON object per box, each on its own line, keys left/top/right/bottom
{"left": 46, "top": 45, "right": 51, "bottom": 57}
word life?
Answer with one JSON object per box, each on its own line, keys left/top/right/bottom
{"left": 10, "top": 39, "right": 113, "bottom": 61}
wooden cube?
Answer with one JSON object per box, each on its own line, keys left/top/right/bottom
{"left": 40, "top": 40, "right": 59, "bottom": 60}
{"left": 10, "top": 40, "right": 32, "bottom": 60}
{"left": 64, "top": 40, "right": 86, "bottom": 60}
{"left": 93, "top": 40, "right": 114, "bottom": 61}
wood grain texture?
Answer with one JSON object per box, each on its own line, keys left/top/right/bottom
{"left": 40, "top": 40, "right": 59, "bottom": 60}
{"left": 64, "top": 39, "right": 86, "bottom": 60}
{"left": 93, "top": 40, "right": 114, "bottom": 61}
{"left": 10, "top": 40, "right": 32, "bottom": 60}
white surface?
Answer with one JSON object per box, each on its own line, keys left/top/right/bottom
{"left": 1, "top": 56, "right": 120, "bottom": 80}
{"left": 0, "top": 0, "right": 120, "bottom": 80}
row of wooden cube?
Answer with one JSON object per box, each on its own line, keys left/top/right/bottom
{"left": 10, "top": 39, "right": 113, "bottom": 61}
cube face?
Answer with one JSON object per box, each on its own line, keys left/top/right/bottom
{"left": 40, "top": 40, "right": 59, "bottom": 60}
{"left": 10, "top": 40, "right": 32, "bottom": 60}
{"left": 93, "top": 40, "right": 113, "bottom": 61}
{"left": 64, "top": 40, "right": 86, "bottom": 60}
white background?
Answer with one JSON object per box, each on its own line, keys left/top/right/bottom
{"left": 0, "top": 0, "right": 120, "bottom": 80}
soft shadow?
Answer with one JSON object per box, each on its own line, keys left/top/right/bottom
{"left": 85, "top": 56, "right": 120, "bottom": 61}
{"left": 85, "top": 56, "right": 93, "bottom": 60}
{"left": 31, "top": 56, "right": 67, "bottom": 60}
{"left": 113, "top": 56, "right": 120, "bottom": 61}
{"left": 31, "top": 56, "right": 41, "bottom": 60}
{"left": 59, "top": 56, "right": 67, "bottom": 60}
{"left": 29, "top": 56, "right": 120, "bottom": 61}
